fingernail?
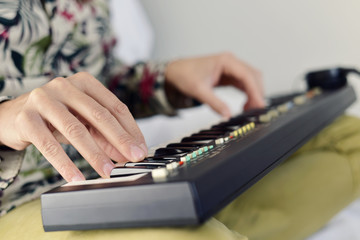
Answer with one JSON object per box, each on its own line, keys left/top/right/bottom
{"left": 140, "top": 143, "right": 148, "bottom": 156}
{"left": 130, "top": 145, "right": 146, "bottom": 161}
{"left": 103, "top": 162, "right": 114, "bottom": 177}
{"left": 71, "top": 175, "right": 85, "bottom": 182}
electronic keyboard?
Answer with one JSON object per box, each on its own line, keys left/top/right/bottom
{"left": 41, "top": 85, "right": 356, "bottom": 231}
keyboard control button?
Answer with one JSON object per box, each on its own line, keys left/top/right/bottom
{"left": 166, "top": 162, "right": 179, "bottom": 171}
{"left": 152, "top": 168, "right": 168, "bottom": 181}
{"left": 182, "top": 137, "right": 217, "bottom": 143}
{"left": 167, "top": 142, "right": 209, "bottom": 148}
{"left": 241, "top": 126, "right": 248, "bottom": 134}
{"left": 268, "top": 110, "right": 279, "bottom": 118}
{"left": 294, "top": 95, "right": 306, "bottom": 105}
{"left": 313, "top": 87, "right": 322, "bottom": 95}
{"left": 215, "top": 138, "right": 224, "bottom": 145}
{"left": 259, "top": 113, "right": 272, "bottom": 123}
{"left": 277, "top": 103, "right": 288, "bottom": 113}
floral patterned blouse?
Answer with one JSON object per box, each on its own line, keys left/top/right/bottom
{"left": 0, "top": 0, "right": 190, "bottom": 216}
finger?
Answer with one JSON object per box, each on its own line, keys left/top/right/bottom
{"left": 75, "top": 115, "right": 127, "bottom": 162}
{"left": 18, "top": 112, "right": 85, "bottom": 182}
{"left": 52, "top": 129, "right": 71, "bottom": 144}
{"left": 51, "top": 79, "right": 146, "bottom": 162}
{"left": 196, "top": 86, "right": 231, "bottom": 118}
{"left": 222, "top": 58, "right": 265, "bottom": 109}
{"left": 31, "top": 90, "right": 115, "bottom": 178}
{"left": 89, "top": 127, "right": 128, "bottom": 163}
{"left": 68, "top": 73, "right": 148, "bottom": 154}
{"left": 225, "top": 78, "right": 264, "bottom": 110}
{"left": 243, "top": 100, "right": 254, "bottom": 111}
{"left": 237, "top": 59, "right": 264, "bottom": 96}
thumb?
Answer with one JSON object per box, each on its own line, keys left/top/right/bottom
{"left": 196, "top": 87, "right": 231, "bottom": 119}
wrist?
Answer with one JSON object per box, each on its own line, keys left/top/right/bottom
{"left": 0, "top": 96, "right": 28, "bottom": 150}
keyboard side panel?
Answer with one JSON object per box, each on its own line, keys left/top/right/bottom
{"left": 42, "top": 182, "right": 198, "bottom": 231}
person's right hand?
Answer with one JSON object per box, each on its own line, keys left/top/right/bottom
{"left": 0, "top": 72, "right": 148, "bottom": 182}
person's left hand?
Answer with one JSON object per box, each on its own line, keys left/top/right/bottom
{"left": 164, "top": 52, "right": 265, "bottom": 118}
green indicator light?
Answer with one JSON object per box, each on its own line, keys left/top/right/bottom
{"left": 204, "top": 147, "right": 208, "bottom": 152}
{"left": 186, "top": 156, "right": 191, "bottom": 161}
{"left": 198, "top": 149, "right": 203, "bottom": 155}
{"left": 192, "top": 152, "right": 197, "bottom": 158}
{"left": 209, "top": 145, "right": 214, "bottom": 149}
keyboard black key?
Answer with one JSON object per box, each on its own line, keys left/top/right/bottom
{"left": 166, "top": 146, "right": 198, "bottom": 151}
{"left": 215, "top": 119, "right": 248, "bottom": 127}
{"left": 154, "top": 148, "right": 191, "bottom": 157}
{"left": 182, "top": 136, "right": 219, "bottom": 142}
{"left": 198, "top": 130, "right": 229, "bottom": 134}
{"left": 146, "top": 155, "right": 184, "bottom": 162}
{"left": 182, "top": 136, "right": 225, "bottom": 145}
{"left": 167, "top": 142, "right": 210, "bottom": 148}
{"left": 211, "top": 125, "right": 240, "bottom": 131}
{"left": 191, "top": 133, "right": 226, "bottom": 138}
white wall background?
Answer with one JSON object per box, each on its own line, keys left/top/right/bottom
{"left": 140, "top": 0, "right": 360, "bottom": 95}
{"left": 109, "top": 0, "right": 154, "bottom": 64}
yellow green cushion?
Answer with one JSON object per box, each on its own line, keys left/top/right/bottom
{"left": 2, "top": 115, "right": 360, "bottom": 240}
{"left": 217, "top": 115, "right": 360, "bottom": 239}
